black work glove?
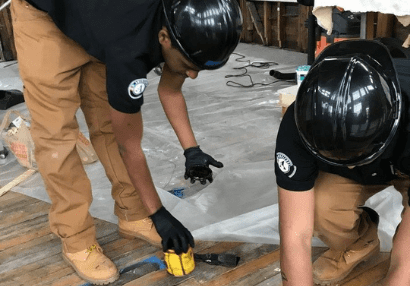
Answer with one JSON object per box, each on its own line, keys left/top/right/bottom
{"left": 183, "top": 146, "right": 223, "bottom": 185}
{"left": 150, "top": 206, "right": 195, "bottom": 254}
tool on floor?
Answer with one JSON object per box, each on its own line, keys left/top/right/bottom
{"left": 164, "top": 247, "right": 240, "bottom": 277}
{"left": 164, "top": 246, "right": 196, "bottom": 277}
{"left": 269, "top": 69, "right": 296, "bottom": 80}
{"left": 194, "top": 253, "right": 240, "bottom": 267}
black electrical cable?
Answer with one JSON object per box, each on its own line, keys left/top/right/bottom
{"left": 225, "top": 53, "right": 295, "bottom": 88}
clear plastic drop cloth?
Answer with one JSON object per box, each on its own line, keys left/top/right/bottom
{"left": 0, "top": 44, "right": 404, "bottom": 251}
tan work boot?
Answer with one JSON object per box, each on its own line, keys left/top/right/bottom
{"left": 313, "top": 207, "right": 380, "bottom": 285}
{"left": 62, "top": 244, "right": 119, "bottom": 285}
{"left": 118, "top": 217, "right": 162, "bottom": 247}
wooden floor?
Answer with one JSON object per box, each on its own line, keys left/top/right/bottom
{"left": 0, "top": 191, "right": 391, "bottom": 286}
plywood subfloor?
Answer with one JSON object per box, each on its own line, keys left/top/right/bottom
{"left": 0, "top": 191, "right": 390, "bottom": 286}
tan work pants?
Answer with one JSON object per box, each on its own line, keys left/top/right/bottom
{"left": 11, "top": 0, "right": 150, "bottom": 253}
{"left": 314, "top": 171, "right": 410, "bottom": 251}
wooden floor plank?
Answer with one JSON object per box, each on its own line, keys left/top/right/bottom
{"left": 195, "top": 241, "right": 244, "bottom": 254}
{"left": 0, "top": 215, "right": 51, "bottom": 251}
{"left": 250, "top": 247, "right": 328, "bottom": 286}
{"left": 4, "top": 254, "right": 66, "bottom": 285}
{"left": 0, "top": 191, "right": 45, "bottom": 211}
{"left": 2, "top": 200, "right": 50, "bottom": 229}
{"left": 224, "top": 246, "right": 327, "bottom": 286}
{"left": 0, "top": 231, "right": 60, "bottom": 275}
{"left": 3, "top": 222, "right": 131, "bottom": 285}
{"left": 225, "top": 260, "right": 281, "bottom": 286}
{"left": 34, "top": 269, "right": 83, "bottom": 286}
{"left": 120, "top": 241, "right": 243, "bottom": 286}
{"left": 2, "top": 218, "right": 122, "bottom": 271}
{"left": 123, "top": 270, "right": 170, "bottom": 286}
{"left": 1, "top": 209, "right": 48, "bottom": 240}
{"left": 122, "top": 242, "right": 272, "bottom": 286}
{"left": 98, "top": 233, "right": 132, "bottom": 251}
{"left": 201, "top": 249, "right": 280, "bottom": 286}
{"left": 176, "top": 277, "right": 202, "bottom": 286}
{"left": 0, "top": 189, "right": 25, "bottom": 203}
{"left": 0, "top": 190, "right": 34, "bottom": 208}
{"left": 179, "top": 243, "right": 279, "bottom": 286}
{"left": 0, "top": 280, "right": 21, "bottom": 286}
{"left": 254, "top": 274, "right": 283, "bottom": 286}
{"left": 109, "top": 243, "right": 162, "bottom": 268}
{"left": 1, "top": 190, "right": 393, "bottom": 286}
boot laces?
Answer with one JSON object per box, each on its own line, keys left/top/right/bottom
{"left": 86, "top": 244, "right": 98, "bottom": 254}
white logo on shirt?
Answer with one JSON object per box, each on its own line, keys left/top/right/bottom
{"left": 128, "top": 78, "right": 148, "bottom": 99}
{"left": 276, "top": 152, "right": 297, "bottom": 178}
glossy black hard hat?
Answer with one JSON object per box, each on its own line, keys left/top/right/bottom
{"left": 295, "top": 40, "right": 402, "bottom": 167}
{"left": 162, "top": 0, "right": 243, "bottom": 70}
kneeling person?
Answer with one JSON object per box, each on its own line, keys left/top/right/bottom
{"left": 275, "top": 40, "right": 410, "bottom": 285}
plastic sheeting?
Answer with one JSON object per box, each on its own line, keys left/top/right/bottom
{"left": 0, "top": 43, "right": 404, "bottom": 252}
{"left": 313, "top": 0, "right": 410, "bottom": 16}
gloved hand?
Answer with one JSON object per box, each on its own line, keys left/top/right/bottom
{"left": 183, "top": 146, "right": 223, "bottom": 184}
{"left": 150, "top": 206, "right": 195, "bottom": 254}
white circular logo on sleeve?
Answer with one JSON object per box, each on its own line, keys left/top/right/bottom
{"left": 276, "top": 152, "right": 297, "bottom": 178}
{"left": 128, "top": 78, "right": 148, "bottom": 99}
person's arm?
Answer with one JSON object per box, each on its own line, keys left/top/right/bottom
{"left": 110, "top": 108, "right": 162, "bottom": 214}
{"left": 157, "top": 63, "right": 223, "bottom": 184}
{"left": 279, "top": 186, "right": 315, "bottom": 286}
{"left": 384, "top": 207, "right": 410, "bottom": 285}
{"left": 110, "top": 108, "right": 194, "bottom": 254}
{"left": 157, "top": 63, "right": 198, "bottom": 150}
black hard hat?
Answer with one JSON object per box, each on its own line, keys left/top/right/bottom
{"left": 162, "top": 0, "right": 243, "bottom": 70}
{"left": 295, "top": 40, "right": 402, "bottom": 167}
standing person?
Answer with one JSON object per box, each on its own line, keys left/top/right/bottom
{"left": 10, "top": 0, "right": 242, "bottom": 284}
{"left": 275, "top": 39, "right": 410, "bottom": 285}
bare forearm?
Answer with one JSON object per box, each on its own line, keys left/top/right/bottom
{"left": 384, "top": 270, "right": 410, "bottom": 285}
{"left": 278, "top": 187, "right": 314, "bottom": 285}
{"left": 159, "top": 91, "right": 197, "bottom": 149}
{"left": 384, "top": 208, "right": 410, "bottom": 285}
{"left": 158, "top": 65, "right": 197, "bottom": 150}
{"left": 119, "top": 144, "right": 162, "bottom": 215}
{"left": 109, "top": 109, "right": 162, "bottom": 215}
{"left": 280, "top": 240, "right": 313, "bottom": 286}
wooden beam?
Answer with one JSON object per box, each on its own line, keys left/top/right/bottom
{"left": 263, "top": 2, "right": 273, "bottom": 46}
{"left": 297, "top": 5, "right": 310, "bottom": 52}
{"left": 376, "top": 13, "right": 395, "bottom": 38}
{"left": 277, "top": 2, "right": 285, "bottom": 48}
{"left": 239, "top": 0, "right": 253, "bottom": 43}
{"left": 0, "top": 169, "right": 37, "bottom": 197}
{"left": 246, "top": 1, "right": 266, "bottom": 45}
{"left": 366, "top": 12, "right": 376, "bottom": 39}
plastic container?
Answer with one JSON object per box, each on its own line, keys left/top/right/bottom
{"left": 296, "top": 65, "right": 311, "bottom": 86}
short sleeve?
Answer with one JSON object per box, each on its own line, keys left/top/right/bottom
{"left": 105, "top": 54, "right": 148, "bottom": 114}
{"left": 274, "top": 103, "right": 319, "bottom": 191}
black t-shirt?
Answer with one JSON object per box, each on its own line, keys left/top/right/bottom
{"left": 275, "top": 59, "right": 410, "bottom": 191}
{"left": 27, "top": 0, "right": 165, "bottom": 114}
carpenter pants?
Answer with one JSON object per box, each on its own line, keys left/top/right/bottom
{"left": 11, "top": 0, "right": 150, "bottom": 253}
{"left": 314, "top": 171, "right": 410, "bottom": 252}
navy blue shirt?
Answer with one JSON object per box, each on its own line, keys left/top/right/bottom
{"left": 275, "top": 59, "right": 410, "bottom": 191}
{"left": 28, "top": 0, "right": 165, "bottom": 113}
